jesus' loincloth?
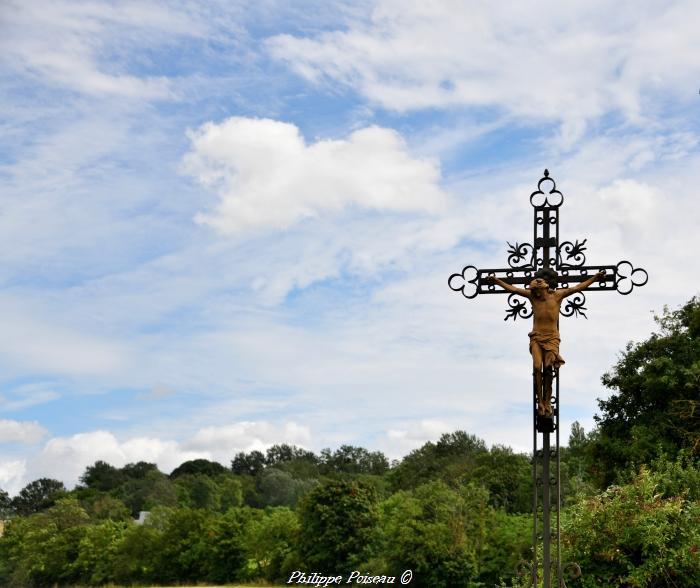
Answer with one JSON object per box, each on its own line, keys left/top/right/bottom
{"left": 529, "top": 330, "right": 566, "bottom": 369}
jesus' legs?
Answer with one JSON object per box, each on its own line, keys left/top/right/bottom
{"left": 531, "top": 345, "right": 547, "bottom": 416}
{"left": 542, "top": 363, "right": 554, "bottom": 417}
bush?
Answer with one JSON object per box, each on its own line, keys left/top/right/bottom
{"left": 562, "top": 465, "right": 700, "bottom": 587}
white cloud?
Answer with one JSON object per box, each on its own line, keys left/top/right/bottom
{"left": 268, "top": 0, "right": 700, "bottom": 143}
{"left": 379, "top": 419, "right": 455, "bottom": 459}
{"left": 0, "top": 0, "right": 214, "bottom": 99}
{"left": 29, "top": 431, "right": 206, "bottom": 488}
{"left": 0, "top": 420, "right": 47, "bottom": 444}
{"left": 0, "top": 460, "right": 27, "bottom": 496}
{"left": 24, "top": 421, "right": 312, "bottom": 488}
{"left": 185, "top": 117, "right": 448, "bottom": 233}
{"left": 184, "top": 421, "right": 312, "bottom": 457}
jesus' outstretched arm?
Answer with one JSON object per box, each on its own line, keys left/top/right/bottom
{"left": 557, "top": 271, "right": 605, "bottom": 299}
{"left": 485, "top": 275, "right": 531, "bottom": 298}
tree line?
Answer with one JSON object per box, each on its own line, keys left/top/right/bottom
{"left": 1, "top": 296, "right": 699, "bottom": 587}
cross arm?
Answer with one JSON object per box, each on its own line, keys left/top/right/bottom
{"left": 556, "top": 263, "right": 648, "bottom": 295}
{"left": 448, "top": 266, "right": 537, "bottom": 299}
{"left": 448, "top": 265, "right": 536, "bottom": 321}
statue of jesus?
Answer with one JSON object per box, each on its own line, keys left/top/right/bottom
{"left": 486, "top": 269, "right": 605, "bottom": 417}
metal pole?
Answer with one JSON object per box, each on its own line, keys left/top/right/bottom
{"left": 532, "top": 371, "right": 539, "bottom": 587}
{"left": 543, "top": 428, "right": 551, "bottom": 587}
{"left": 556, "top": 369, "right": 562, "bottom": 587}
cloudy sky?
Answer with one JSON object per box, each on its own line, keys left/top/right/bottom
{"left": 1, "top": 0, "right": 699, "bottom": 494}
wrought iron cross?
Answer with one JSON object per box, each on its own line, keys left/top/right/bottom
{"left": 448, "top": 169, "right": 648, "bottom": 318}
{"left": 447, "top": 169, "right": 648, "bottom": 588}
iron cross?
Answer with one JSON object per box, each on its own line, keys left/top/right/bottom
{"left": 448, "top": 169, "right": 648, "bottom": 319}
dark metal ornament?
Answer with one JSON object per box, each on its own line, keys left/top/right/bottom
{"left": 448, "top": 170, "right": 648, "bottom": 587}
{"left": 448, "top": 169, "right": 648, "bottom": 320}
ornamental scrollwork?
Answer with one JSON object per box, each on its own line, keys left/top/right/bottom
{"left": 561, "top": 292, "right": 587, "bottom": 319}
{"left": 558, "top": 239, "right": 587, "bottom": 267}
{"left": 504, "top": 293, "right": 532, "bottom": 321}
{"left": 615, "top": 261, "right": 649, "bottom": 295}
{"left": 448, "top": 265, "right": 479, "bottom": 299}
{"left": 530, "top": 169, "right": 564, "bottom": 208}
{"left": 507, "top": 241, "right": 535, "bottom": 269}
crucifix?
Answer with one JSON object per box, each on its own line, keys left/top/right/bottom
{"left": 448, "top": 170, "right": 647, "bottom": 587}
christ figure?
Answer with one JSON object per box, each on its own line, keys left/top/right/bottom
{"left": 486, "top": 269, "right": 605, "bottom": 417}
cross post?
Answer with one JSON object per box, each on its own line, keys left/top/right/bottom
{"left": 448, "top": 170, "right": 647, "bottom": 587}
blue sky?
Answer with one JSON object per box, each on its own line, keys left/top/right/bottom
{"left": 1, "top": 0, "right": 699, "bottom": 493}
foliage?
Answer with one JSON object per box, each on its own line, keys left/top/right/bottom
{"left": 73, "top": 519, "right": 129, "bottom": 585}
{"left": 86, "top": 494, "right": 131, "bottom": 521}
{"left": 319, "top": 444, "right": 390, "bottom": 475}
{"left": 246, "top": 507, "right": 301, "bottom": 581}
{"left": 563, "top": 464, "right": 700, "bottom": 587}
{"left": 205, "top": 506, "right": 255, "bottom": 583}
{"left": 11, "top": 477, "right": 66, "bottom": 516}
{"left": 149, "top": 507, "right": 217, "bottom": 584}
{"left": 109, "top": 515, "right": 164, "bottom": 584}
{"left": 0, "top": 488, "right": 11, "bottom": 517}
{"left": 472, "top": 445, "right": 531, "bottom": 513}
{"left": 258, "top": 467, "right": 319, "bottom": 507}
{"left": 170, "top": 458, "right": 227, "bottom": 479}
{"left": 80, "top": 460, "right": 124, "bottom": 492}
{"left": 298, "top": 479, "right": 379, "bottom": 573}
{"left": 592, "top": 297, "right": 700, "bottom": 486}
{"left": 372, "top": 480, "right": 488, "bottom": 587}
{"left": 0, "top": 498, "right": 89, "bottom": 587}
{"left": 478, "top": 511, "right": 532, "bottom": 586}
{"left": 231, "top": 449, "right": 266, "bottom": 476}
{"left": 265, "top": 443, "right": 318, "bottom": 467}
{"left": 389, "top": 431, "right": 531, "bottom": 513}
{"left": 388, "top": 431, "right": 489, "bottom": 491}
{"left": 121, "top": 461, "right": 160, "bottom": 479}
{"left": 116, "top": 468, "right": 178, "bottom": 516}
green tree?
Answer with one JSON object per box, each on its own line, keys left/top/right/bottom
{"left": 265, "top": 444, "right": 317, "bottom": 467}
{"left": 0, "top": 498, "right": 89, "bottom": 587}
{"left": 217, "top": 473, "right": 244, "bottom": 511}
{"left": 298, "top": 479, "right": 379, "bottom": 573}
{"left": 206, "top": 506, "right": 255, "bottom": 583}
{"left": 174, "top": 473, "right": 243, "bottom": 511}
{"left": 116, "top": 469, "right": 177, "bottom": 515}
{"left": 11, "top": 478, "right": 66, "bottom": 516}
{"left": 472, "top": 445, "right": 531, "bottom": 513}
{"left": 73, "top": 519, "right": 129, "bottom": 585}
{"left": 559, "top": 421, "right": 598, "bottom": 502}
{"left": 170, "top": 458, "right": 226, "bottom": 479}
{"left": 121, "top": 460, "right": 160, "bottom": 479}
{"left": 319, "top": 445, "right": 389, "bottom": 475}
{"left": 0, "top": 488, "right": 12, "bottom": 517}
{"left": 246, "top": 507, "right": 301, "bottom": 581}
{"left": 478, "top": 511, "right": 532, "bottom": 587}
{"left": 231, "top": 450, "right": 266, "bottom": 476}
{"left": 389, "top": 431, "right": 488, "bottom": 491}
{"left": 258, "top": 468, "right": 319, "bottom": 507}
{"left": 80, "top": 460, "right": 125, "bottom": 491}
{"left": 592, "top": 297, "right": 700, "bottom": 486}
{"left": 110, "top": 516, "right": 164, "bottom": 584}
{"left": 174, "top": 474, "right": 221, "bottom": 510}
{"left": 374, "top": 481, "right": 491, "bottom": 587}
{"left": 87, "top": 494, "right": 131, "bottom": 521}
{"left": 150, "top": 507, "right": 218, "bottom": 584}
